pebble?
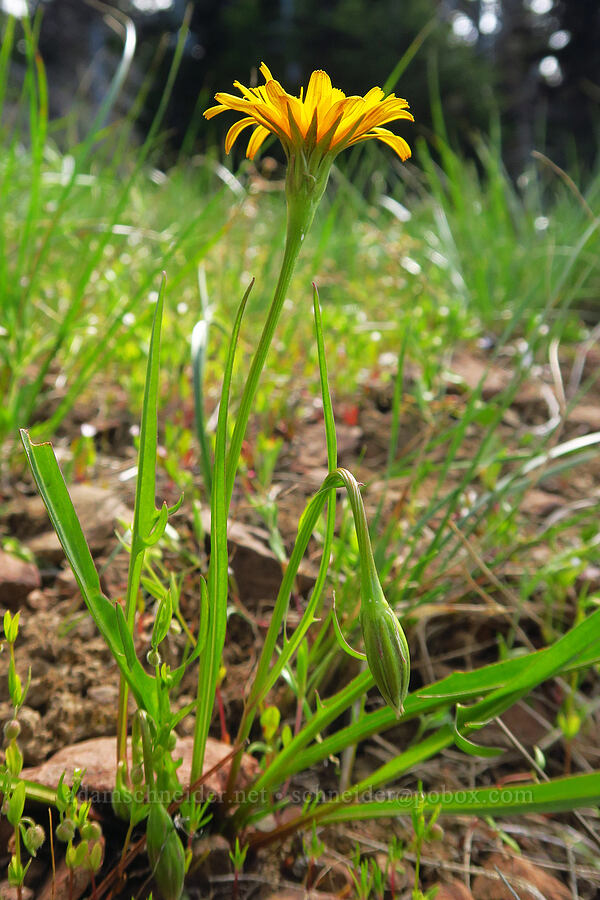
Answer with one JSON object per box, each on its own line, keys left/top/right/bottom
{"left": 0, "top": 550, "right": 41, "bottom": 611}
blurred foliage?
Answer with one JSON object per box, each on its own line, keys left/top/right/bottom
{"left": 3, "top": 0, "right": 599, "bottom": 172}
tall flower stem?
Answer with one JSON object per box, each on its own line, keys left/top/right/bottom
{"left": 225, "top": 222, "right": 300, "bottom": 503}
{"left": 224, "top": 170, "right": 328, "bottom": 506}
{"left": 190, "top": 173, "right": 326, "bottom": 785}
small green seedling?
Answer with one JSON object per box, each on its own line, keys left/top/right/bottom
{"left": 229, "top": 836, "right": 249, "bottom": 900}
{"left": 1, "top": 612, "right": 45, "bottom": 899}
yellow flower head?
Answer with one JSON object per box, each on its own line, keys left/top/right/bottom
{"left": 204, "top": 63, "right": 413, "bottom": 164}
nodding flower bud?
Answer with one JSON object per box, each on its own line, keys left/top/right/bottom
{"left": 24, "top": 824, "right": 45, "bottom": 854}
{"left": 359, "top": 578, "right": 410, "bottom": 716}
{"left": 332, "top": 468, "right": 411, "bottom": 717}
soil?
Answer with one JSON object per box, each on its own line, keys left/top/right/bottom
{"left": 1, "top": 340, "right": 600, "bottom": 899}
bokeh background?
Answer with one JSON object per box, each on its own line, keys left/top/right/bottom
{"left": 5, "top": 0, "right": 599, "bottom": 174}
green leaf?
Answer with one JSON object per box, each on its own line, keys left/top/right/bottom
{"left": 19, "top": 430, "right": 158, "bottom": 720}
{"left": 152, "top": 588, "right": 173, "bottom": 649}
{"left": 191, "top": 280, "right": 253, "bottom": 784}
{"left": 191, "top": 313, "right": 213, "bottom": 496}
{"left": 7, "top": 780, "right": 26, "bottom": 826}
{"left": 240, "top": 612, "right": 600, "bottom": 810}
{"left": 131, "top": 277, "right": 168, "bottom": 556}
{"left": 316, "top": 771, "right": 600, "bottom": 824}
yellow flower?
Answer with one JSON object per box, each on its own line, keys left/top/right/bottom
{"left": 204, "top": 63, "right": 413, "bottom": 164}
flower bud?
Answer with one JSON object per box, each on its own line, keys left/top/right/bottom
{"left": 147, "top": 648, "right": 161, "bottom": 667}
{"left": 80, "top": 821, "right": 102, "bottom": 842}
{"left": 56, "top": 818, "right": 76, "bottom": 843}
{"left": 146, "top": 803, "right": 185, "bottom": 900}
{"left": 429, "top": 823, "right": 444, "bottom": 842}
{"left": 24, "top": 824, "right": 45, "bottom": 854}
{"left": 3, "top": 719, "right": 20, "bottom": 743}
{"left": 89, "top": 840, "right": 103, "bottom": 873}
{"left": 334, "top": 467, "right": 411, "bottom": 716}
{"left": 7, "top": 854, "right": 24, "bottom": 886}
{"left": 112, "top": 761, "right": 132, "bottom": 821}
{"left": 360, "top": 584, "right": 410, "bottom": 716}
{"left": 130, "top": 764, "right": 144, "bottom": 786}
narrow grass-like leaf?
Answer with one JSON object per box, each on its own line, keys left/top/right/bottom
{"left": 116, "top": 274, "right": 171, "bottom": 760}
{"left": 191, "top": 279, "right": 253, "bottom": 785}
{"left": 191, "top": 317, "right": 213, "bottom": 496}
{"left": 310, "top": 771, "right": 600, "bottom": 826}
{"left": 19, "top": 430, "right": 158, "bottom": 720}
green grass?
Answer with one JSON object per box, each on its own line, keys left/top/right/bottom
{"left": 1, "top": 11, "right": 597, "bottom": 463}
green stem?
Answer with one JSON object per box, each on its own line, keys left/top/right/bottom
{"left": 116, "top": 549, "right": 144, "bottom": 768}
{"left": 190, "top": 284, "right": 252, "bottom": 786}
{"left": 192, "top": 161, "right": 332, "bottom": 790}
{"left": 14, "top": 822, "right": 22, "bottom": 900}
{"left": 224, "top": 160, "right": 332, "bottom": 506}
{"left": 224, "top": 223, "right": 303, "bottom": 506}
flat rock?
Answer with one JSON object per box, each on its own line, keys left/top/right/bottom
{"left": 0, "top": 550, "right": 41, "bottom": 610}
{"left": 447, "top": 353, "right": 512, "bottom": 399}
{"left": 200, "top": 509, "right": 315, "bottom": 603}
{"left": 9, "top": 484, "right": 132, "bottom": 563}
{"left": 434, "top": 882, "right": 475, "bottom": 900}
{"left": 22, "top": 735, "right": 259, "bottom": 806}
{"left": 36, "top": 843, "right": 104, "bottom": 900}
{"left": 472, "top": 852, "right": 571, "bottom": 900}
{"left": 0, "top": 881, "right": 33, "bottom": 900}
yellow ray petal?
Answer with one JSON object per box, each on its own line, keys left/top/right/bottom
{"left": 260, "top": 62, "right": 273, "bottom": 81}
{"left": 357, "top": 102, "right": 414, "bottom": 136}
{"left": 204, "top": 104, "right": 227, "bottom": 120}
{"left": 225, "top": 116, "right": 255, "bottom": 154}
{"left": 234, "top": 80, "right": 263, "bottom": 101}
{"left": 351, "top": 126, "right": 411, "bottom": 160}
{"left": 318, "top": 96, "right": 363, "bottom": 143}
{"left": 305, "top": 70, "right": 334, "bottom": 117}
{"left": 213, "top": 92, "right": 255, "bottom": 114}
{"left": 362, "top": 86, "right": 385, "bottom": 105}
{"left": 246, "top": 125, "right": 270, "bottom": 159}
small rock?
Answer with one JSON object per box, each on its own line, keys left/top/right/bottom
{"left": 472, "top": 852, "right": 571, "bottom": 900}
{"left": 192, "top": 834, "right": 232, "bottom": 882}
{"left": 200, "top": 509, "right": 314, "bottom": 603}
{"left": 36, "top": 839, "right": 104, "bottom": 900}
{"left": 55, "top": 566, "right": 79, "bottom": 597}
{"left": 86, "top": 683, "right": 119, "bottom": 706}
{"left": 521, "top": 488, "right": 561, "bottom": 517}
{"left": 25, "top": 588, "right": 49, "bottom": 611}
{"left": 11, "top": 485, "right": 132, "bottom": 563}
{"left": 22, "top": 735, "right": 260, "bottom": 805}
{"left": 0, "top": 881, "right": 34, "bottom": 900}
{"left": 435, "top": 881, "right": 475, "bottom": 900}
{"left": 0, "top": 550, "right": 41, "bottom": 611}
